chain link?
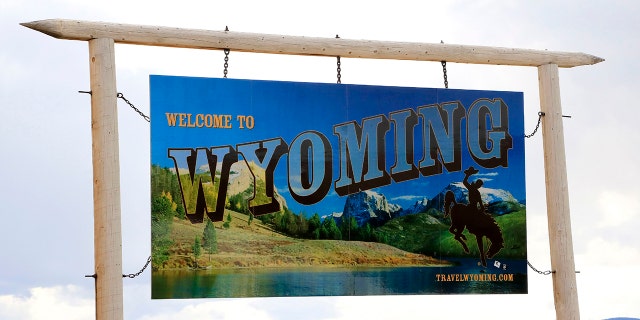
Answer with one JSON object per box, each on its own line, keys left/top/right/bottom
{"left": 123, "top": 256, "right": 152, "bottom": 278}
{"left": 223, "top": 26, "right": 230, "bottom": 78}
{"left": 337, "top": 56, "right": 342, "bottom": 84}
{"left": 441, "top": 61, "right": 448, "bottom": 88}
{"left": 335, "top": 35, "right": 341, "bottom": 84}
{"left": 223, "top": 49, "right": 230, "bottom": 78}
{"left": 117, "top": 92, "right": 150, "bottom": 122}
{"left": 525, "top": 111, "right": 545, "bottom": 138}
{"left": 440, "top": 40, "right": 448, "bottom": 88}
{"left": 527, "top": 260, "right": 554, "bottom": 275}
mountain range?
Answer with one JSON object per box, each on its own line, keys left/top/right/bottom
{"left": 339, "top": 182, "right": 524, "bottom": 227}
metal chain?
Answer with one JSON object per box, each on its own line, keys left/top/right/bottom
{"left": 525, "top": 111, "right": 545, "bottom": 138}
{"left": 223, "top": 26, "right": 230, "bottom": 78}
{"left": 527, "top": 260, "right": 554, "bottom": 275}
{"left": 223, "top": 49, "right": 230, "bottom": 78}
{"left": 337, "top": 57, "right": 342, "bottom": 84}
{"left": 117, "top": 92, "right": 150, "bottom": 122}
{"left": 440, "top": 40, "right": 448, "bottom": 88}
{"left": 123, "top": 256, "right": 152, "bottom": 278}
{"left": 336, "top": 35, "right": 341, "bottom": 84}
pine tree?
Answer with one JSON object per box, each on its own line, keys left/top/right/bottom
{"left": 307, "top": 213, "right": 321, "bottom": 239}
{"left": 223, "top": 212, "right": 232, "bottom": 229}
{"left": 322, "top": 217, "right": 342, "bottom": 240}
{"left": 192, "top": 237, "right": 201, "bottom": 268}
{"left": 151, "top": 195, "right": 174, "bottom": 270}
{"left": 202, "top": 219, "right": 218, "bottom": 256}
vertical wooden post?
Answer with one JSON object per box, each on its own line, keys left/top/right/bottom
{"left": 89, "top": 38, "right": 124, "bottom": 320}
{"left": 538, "top": 63, "right": 580, "bottom": 319}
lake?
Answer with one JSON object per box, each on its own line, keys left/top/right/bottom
{"left": 152, "top": 258, "right": 527, "bottom": 298}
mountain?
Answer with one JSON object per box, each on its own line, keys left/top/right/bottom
{"left": 400, "top": 197, "right": 429, "bottom": 216}
{"left": 426, "top": 182, "right": 522, "bottom": 215}
{"left": 226, "top": 160, "right": 288, "bottom": 212}
{"left": 340, "top": 182, "right": 523, "bottom": 227}
{"left": 341, "top": 190, "right": 402, "bottom": 227}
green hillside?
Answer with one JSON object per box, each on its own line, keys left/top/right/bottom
{"left": 159, "top": 209, "right": 449, "bottom": 270}
{"left": 375, "top": 209, "right": 527, "bottom": 259}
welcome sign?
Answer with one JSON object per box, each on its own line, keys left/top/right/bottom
{"left": 150, "top": 76, "right": 527, "bottom": 298}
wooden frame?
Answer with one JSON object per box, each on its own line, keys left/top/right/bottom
{"left": 23, "top": 19, "right": 603, "bottom": 320}
{"left": 22, "top": 19, "right": 603, "bottom": 68}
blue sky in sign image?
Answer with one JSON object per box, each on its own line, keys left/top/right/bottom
{"left": 150, "top": 76, "right": 525, "bottom": 216}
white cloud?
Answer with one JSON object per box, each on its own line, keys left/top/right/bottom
{"left": 0, "top": 286, "right": 93, "bottom": 320}
{"left": 577, "top": 236, "right": 640, "bottom": 267}
{"left": 577, "top": 265, "right": 640, "bottom": 319}
{"left": 138, "top": 300, "right": 273, "bottom": 320}
{"left": 326, "top": 292, "right": 557, "bottom": 320}
{"left": 477, "top": 172, "right": 498, "bottom": 179}
{"left": 390, "top": 195, "right": 424, "bottom": 202}
{"left": 597, "top": 190, "right": 639, "bottom": 228}
{"left": 574, "top": 237, "right": 640, "bottom": 316}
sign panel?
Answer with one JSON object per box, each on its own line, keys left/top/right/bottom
{"left": 150, "top": 76, "right": 527, "bottom": 298}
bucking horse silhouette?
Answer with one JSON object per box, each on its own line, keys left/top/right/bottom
{"left": 443, "top": 167, "right": 504, "bottom": 267}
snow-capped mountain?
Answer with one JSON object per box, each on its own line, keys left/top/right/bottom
{"left": 400, "top": 197, "right": 430, "bottom": 216}
{"left": 426, "top": 182, "right": 522, "bottom": 215}
{"left": 342, "top": 190, "right": 402, "bottom": 227}
{"left": 339, "top": 182, "right": 523, "bottom": 227}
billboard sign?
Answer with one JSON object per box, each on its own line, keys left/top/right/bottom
{"left": 150, "top": 76, "right": 527, "bottom": 298}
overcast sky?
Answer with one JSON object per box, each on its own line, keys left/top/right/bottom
{"left": 1, "top": 0, "right": 639, "bottom": 319}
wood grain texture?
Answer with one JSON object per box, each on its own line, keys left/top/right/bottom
{"left": 538, "top": 63, "right": 580, "bottom": 320}
{"left": 22, "top": 19, "right": 604, "bottom": 68}
{"left": 89, "top": 37, "right": 123, "bottom": 320}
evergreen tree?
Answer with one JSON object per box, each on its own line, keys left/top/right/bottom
{"left": 340, "top": 216, "right": 360, "bottom": 241}
{"left": 297, "top": 213, "right": 309, "bottom": 236}
{"left": 223, "top": 212, "right": 232, "bottom": 229}
{"left": 322, "top": 217, "right": 342, "bottom": 240}
{"left": 202, "top": 219, "right": 218, "bottom": 256}
{"left": 363, "top": 223, "right": 373, "bottom": 241}
{"left": 151, "top": 195, "right": 174, "bottom": 270}
{"left": 319, "top": 224, "right": 329, "bottom": 239}
{"left": 308, "top": 213, "right": 321, "bottom": 239}
{"left": 192, "top": 237, "right": 201, "bottom": 268}
{"left": 284, "top": 211, "right": 299, "bottom": 235}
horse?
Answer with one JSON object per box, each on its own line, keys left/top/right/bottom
{"left": 443, "top": 190, "right": 504, "bottom": 267}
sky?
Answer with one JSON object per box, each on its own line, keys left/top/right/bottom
{"left": 1, "top": 0, "right": 639, "bottom": 319}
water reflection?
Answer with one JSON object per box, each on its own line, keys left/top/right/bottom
{"left": 152, "top": 258, "right": 527, "bottom": 299}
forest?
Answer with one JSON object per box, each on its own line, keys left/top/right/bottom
{"left": 150, "top": 164, "right": 526, "bottom": 270}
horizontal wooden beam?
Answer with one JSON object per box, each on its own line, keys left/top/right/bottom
{"left": 22, "top": 19, "right": 604, "bottom": 68}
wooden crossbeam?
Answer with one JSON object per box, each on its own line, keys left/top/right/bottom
{"left": 22, "top": 19, "right": 603, "bottom": 68}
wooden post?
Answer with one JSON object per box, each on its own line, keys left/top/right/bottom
{"left": 89, "top": 38, "right": 124, "bottom": 320}
{"left": 538, "top": 63, "right": 580, "bottom": 319}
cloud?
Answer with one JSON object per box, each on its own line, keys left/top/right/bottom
{"left": 138, "top": 300, "right": 273, "bottom": 320}
{"left": 477, "top": 172, "right": 498, "bottom": 177}
{"left": 597, "top": 190, "right": 639, "bottom": 228}
{"left": 390, "top": 195, "right": 424, "bottom": 202}
{"left": 0, "top": 286, "right": 93, "bottom": 320}
{"left": 577, "top": 236, "right": 640, "bottom": 267}
{"left": 576, "top": 265, "right": 640, "bottom": 319}
{"left": 325, "top": 293, "right": 557, "bottom": 320}
{"left": 0, "top": 285, "right": 278, "bottom": 320}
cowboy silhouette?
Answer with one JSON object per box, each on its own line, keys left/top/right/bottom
{"left": 444, "top": 166, "right": 504, "bottom": 267}
{"left": 463, "top": 166, "right": 484, "bottom": 214}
